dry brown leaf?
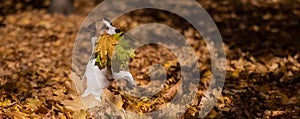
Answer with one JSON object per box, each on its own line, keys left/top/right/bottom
{"left": 163, "top": 80, "right": 181, "bottom": 99}
{"left": 62, "top": 97, "right": 87, "bottom": 112}
{"left": 72, "top": 109, "right": 87, "bottom": 119}
{"left": 103, "top": 89, "right": 124, "bottom": 110}
{"left": 25, "top": 98, "right": 42, "bottom": 111}
{"left": 5, "top": 111, "right": 29, "bottom": 119}
{"left": 0, "top": 98, "right": 15, "bottom": 107}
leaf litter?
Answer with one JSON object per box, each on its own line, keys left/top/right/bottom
{"left": 0, "top": 0, "right": 299, "bottom": 118}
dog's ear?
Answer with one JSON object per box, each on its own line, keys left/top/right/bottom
{"left": 85, "top": 22, "right": 97, "bottom": 35}
{"left": 103, "top": 17, "right": 113, "bottom": 27}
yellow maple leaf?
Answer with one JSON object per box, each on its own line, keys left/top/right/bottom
{"left": 94, "top": 33, "right": 119, "bottom": 69}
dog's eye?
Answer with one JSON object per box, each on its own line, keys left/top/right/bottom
{"left": 115, "top": 29, "right": 121, "bottom": 33}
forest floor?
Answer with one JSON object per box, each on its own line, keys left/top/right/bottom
{"left": 0, "top": 0, "right": 299, "bottom": 118}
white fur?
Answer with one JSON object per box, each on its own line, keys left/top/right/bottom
{"left": 81, "top": 59, "right": 111, "bottom": 101}
{"left": 113, "top": 71, "right": 136, "bottom": 87}
{"left": 81, "top": 59, "right": 137, "bottom": 102}
{"left": 102, "top": 18, "right": 118, "bottom": 35}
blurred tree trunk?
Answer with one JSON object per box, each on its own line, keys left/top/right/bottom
{"left": 49, "top": 0, "right": 74, "bottom": 15}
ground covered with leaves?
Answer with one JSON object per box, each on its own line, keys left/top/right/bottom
{"left": 0, "top": 0, "right": 299, "bottom": 118}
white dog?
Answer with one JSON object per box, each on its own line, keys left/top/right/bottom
{"left": 81, "top": 18, "right": 136, "bottom": 102}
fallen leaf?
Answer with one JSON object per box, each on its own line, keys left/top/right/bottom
{"left": 72, "top": 109, "right": 87, "bottom": 119}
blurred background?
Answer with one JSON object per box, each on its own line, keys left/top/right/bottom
{"left": 0, "top": 0, "right": 299, "bottom": 118}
